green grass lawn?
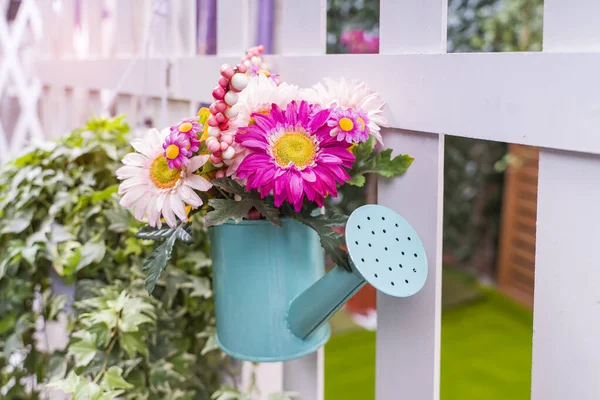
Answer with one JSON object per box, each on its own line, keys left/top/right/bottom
{"left": 324, "top": 270, "right": 533, "bottom": 400}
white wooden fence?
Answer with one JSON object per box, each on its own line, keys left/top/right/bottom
{"left": 4, "top": 0, "right": 600, "bottom": 398}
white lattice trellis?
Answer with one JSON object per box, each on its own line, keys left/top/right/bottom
{"left": 0, "top": 0, "right": 43, "bottom": 163}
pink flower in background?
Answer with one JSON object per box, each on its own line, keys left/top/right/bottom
{"left": 328, "top": 106, "right": 370, "bottom": 144}
{"left": 340, "top": 29, "right": 379, "bottom": 54}
{"left": 235, "top": 101, "right": 355, "bottom": 211}
{"left": 171, "top": 118, "right": 202, "bottom": 153}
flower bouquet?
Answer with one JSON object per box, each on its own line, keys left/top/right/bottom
{"left": 117, "top": 45, "right": 413, "bottom": 292}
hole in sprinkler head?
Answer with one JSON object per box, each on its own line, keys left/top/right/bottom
{"left": 391, "top": 282, "right": 395, "bottom": 286}
{"left": 395, "top": 223, "right": 399, "bottom": 227}
{"left": 396, "top": 238, "right": 399, "bottom": 242}
{"left": 371, "top": 230, "right": 375, "bottom": 235}
{"left": 374, "top": 273, "right": 378, "bottom": 278}
{"left": 399, "top": 264, "right": 403, "bottom": 268}
{"left": 367, "top": 216, "right": 371, "bottom": 220}
{"left": 408, "top": 237, "right": 411, "bottom": 241}
{"left": 414, "top": 253, "right": 418, "bottom": 258}
{"left": 405, "top": 279, "right": 409, "bottom": 284}
{"left": 413, "top": 268, "right": 417, "bottom": 272}
{"left": 401, "top": 251, "right": 405, "bottom": 255}
{"left": 385, "top": 247, "right": 388, "bottom": 251}
{"left": 358, "top": 225, "right": 361, "bottom": 229}
{"left": 383, "top": 229, "right": 386, "bottom": 233}
{"left": 361, "top": 258, "right": 365, "bottom": 262}
{"left": 368, "top": 243, "right": 372, "bottom": 247}
{"left": 388, "top": 267, "right": 392, "bottom": 271}
{"left": 375, "top": 258, "right": 379, "bottom": 262}
{"left": 355, "top": 241, "right": 359, "bottom": 245}
{"left": 382, "top": 217, "right": 385, "bottom": 221}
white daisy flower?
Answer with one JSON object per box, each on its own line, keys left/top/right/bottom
{"left": 301, "top": 77, "right": 387, "bottom": 144}
{"left": 116, "top": 128, "right": 212, "bottom": 228}
{"left": 232, "top": 73, "right": 300, "bottom": 128}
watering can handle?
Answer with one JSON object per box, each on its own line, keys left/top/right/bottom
{"left": 287, "top": 266, "right": 366, "bottom": 340}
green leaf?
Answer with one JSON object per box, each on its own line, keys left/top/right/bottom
{"left": 136, "top": 223, "right": 193, "bottom": 244}
{"left": 200, "top": 326, "right": 219, "bottom": 355}
{"left": 77, "top": 241, "right": 106, "bottom": 271}
{"left": 141, "top": 226, "right": 179, "bottom": 293}
{"left": 92, "top": 185, "right": 118, "bottom": 203}
{"left": 189, "top": 276, "right": 212, "bottom": 298}
{"left": 1, "top": 210, "right": 34, "bottom": 234}
{"left": 0, "top": 312, "right": 17, "bottom": 335}
{"left": 48, "top": 295, "right": 67, "bottom": 320}
{"left": 267, "top": 392, "right": 300, "bottom": 400}
{"left": 119, "top": 332, "right": 148, "bottom": 358}
{"left": 100, "top": 366, "right": 134, "bottom": 391}
{"left": 68, "top": 331, "right": 98, "bottom": 367}
{"left": 207, "top": 178, "right": 281, "bottom": 227}
{"left": 205, "top": 198, "right": 281, "bottom": 228}
{"left": 348, "top": 146, "right": 414, "bottom": 187}
{"left": 293, "top": 210, "right": 350, "bottom": 271}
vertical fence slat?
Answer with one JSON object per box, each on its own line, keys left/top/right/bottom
{"left": 272, "top": 0, "right": 325, "bottom": 54}
{"left": 276, "top": 2, "right": 327, "bottom": 399}
{"left": 532, "top": 2, "right": 600, "bottom": 399}
{"left": 216, "top": 0, "right": 252, "bottom": 55}
{"left": 376, "top": 1, "right": 447, "bottom": 400}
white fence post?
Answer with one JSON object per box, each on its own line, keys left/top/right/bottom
{"left": 376, "top": 1, "right": 447, "bottom": 400}
{"left": 532, "top": 1, "right": 600, "bottom": 399}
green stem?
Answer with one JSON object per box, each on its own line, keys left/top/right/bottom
{"left": 92, "top": 324, "right": 119, "bottom": 384}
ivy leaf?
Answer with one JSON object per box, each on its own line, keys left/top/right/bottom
{"left": 119, "top": 332, "right": 148, "bottom": 358}
{"left": 1, "top": 209, "right": 34, "bottom": 234}
{"left": 211, "top": 178, "right": 246, "bottom": 196}
{"left": 199, "top": 326, "right": 219, "bottom": 355}
{"left": 100, "top": 366, "right": 134, "bottom": 391}
{"left": 91, "top": 185, "right": 118, "bottom": 203}
{"left": 141, "top": 226, "right": 179, "bottom": 293}
{"left": 205, "top": 198, "right": 281, "bottom": 228}
{"left": 189, "top": 276, "right": 212, "bottom": 298}
{"left": 136, "top": 223, "right": 193, "bottom": 244}
{"left": 68, "top": 331, "right": 98, "bottom": 367}
{"left": 77, "top": 241, "right": 106, "bottom": 271}
{"left": 48, "top": 295, "right": 67, "bottom": 320}
{"left": 348, "top": 146, "right": 414, "bottom": 187}
{"left": 293, "top": 211, "right": 350, "bottom": 271}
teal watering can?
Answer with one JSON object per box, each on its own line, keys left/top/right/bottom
{"left": 209, "top": 205, "right": 428, "bottom": 362}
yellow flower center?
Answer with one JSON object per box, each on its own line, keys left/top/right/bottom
{"left": 272, "top": 131, "right": 317, "bottom": 169}
{"left": 150, "top": 156, "right": 181, "bottom": 189}
{"left": 165, "top": 144, "right": 180, "bottom": 160}
{"left": 357, "top": 117, "right": 366, "bottom": 131}
{"left": 259, "top": 70, "right": 271, "bottom": 77}
{"left": 339, "top": 117, "right": 354, "bottom": 132}
{"left": 179, "top": 122, "right": 193, "bottom": 133}
{"left": 249, "top": 109, "right": 271, "bottom": 126}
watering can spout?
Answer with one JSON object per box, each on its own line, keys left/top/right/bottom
{"left": 288, "top": 266, "right": 366, "bottom": 340}
{"left": 287, "top": 204, "right": 429, "bottom": 341}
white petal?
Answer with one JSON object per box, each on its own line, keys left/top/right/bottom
{"left": 146, "top": 196, "right": 161, "bottom": 227}
{"left": 116, "top": 165, "right": 144, "bottom": 180}
{"left": 161, "top": 195, "right": 177, "bottom": 228}
{"left": 171, "top": 195, "right": 188, "bottom": 223}
{"left": 122, "top": 152, "right": 150, "bottom": 167}
{"left": 120, "top": 188, "right": 146, "bottom": 208}
{"left": 118, "top": 176, "right": 149, "bottom": 194}
{"left": 185, "top": 175, "right": 213, "bottom": 192}
{"left": 187, "top": 155, "right": 210, "bottom": 172}
{"left": 133, "top": 193, "right": 151, "bottom": 221}
{"left": 179, "top": 185, "right": 203, "bottom": 208}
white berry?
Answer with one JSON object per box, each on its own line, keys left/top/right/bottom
{"left": 224, "top": 91, "right": 239, "bottom": 106}
{"left": 208, "top": 126, "right": 221, "bottom": 137}
{"left": 222, "top": 146, "right": 235, "bottom": 160}
{"left": 224, "top": 105, "right": 239, "bottom": 119}
{"left": 230, "top": 73, "right": 249, "bottom": 91}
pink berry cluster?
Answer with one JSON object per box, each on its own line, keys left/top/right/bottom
{"left": 205, "top": 45, "right": 266, "bottom": 167}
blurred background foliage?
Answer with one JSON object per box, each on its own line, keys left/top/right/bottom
{"left": 327, "top": 0, "right": 543, "bottom": 279}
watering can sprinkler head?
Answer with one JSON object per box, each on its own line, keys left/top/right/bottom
{"left": 287, "top": 204, "right": 428, "bottom": 340}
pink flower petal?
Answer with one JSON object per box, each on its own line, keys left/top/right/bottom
{"left": 185, "top": 175, "right": 213, "bottom": 191}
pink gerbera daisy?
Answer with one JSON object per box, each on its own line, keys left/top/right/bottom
{"left": 327, "top": 106, "right": 370, "bottom": 143}
{"left": 235, "top": 101, "right": 356, "bottom": 211}
{"left": 171, "top": 118, "right": 201, "bottom": 153}
{"left": 163, "top": 132, "right": 192, "bottom": 169}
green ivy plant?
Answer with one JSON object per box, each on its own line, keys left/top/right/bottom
{"left": 0, "top": 117, "right": 227, "bottom": 399}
